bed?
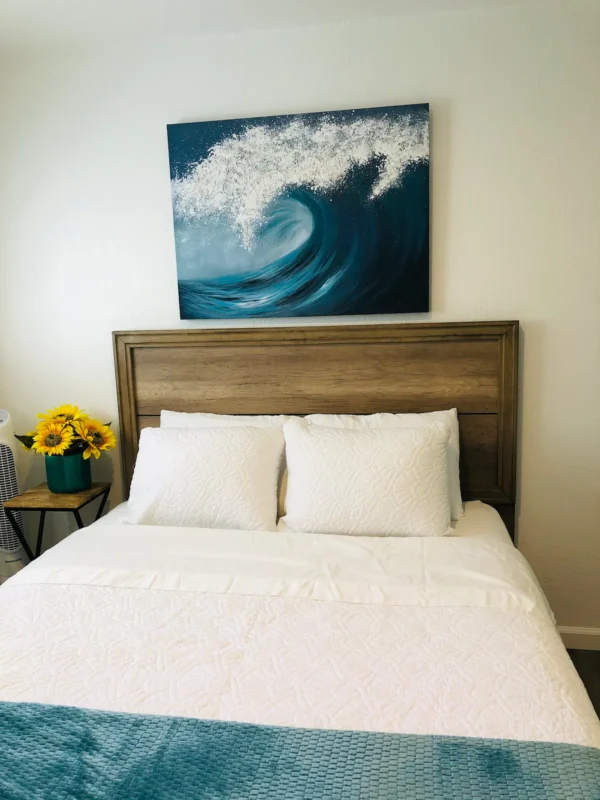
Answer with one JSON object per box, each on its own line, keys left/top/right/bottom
{"left": 1, "top": 321, "right": 599, "bottom": 799}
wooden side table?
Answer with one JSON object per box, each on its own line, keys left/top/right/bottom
{"left": 2, "top": 482, "right": 111, "bottom": 561}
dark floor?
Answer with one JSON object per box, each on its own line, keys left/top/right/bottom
{"left": 568, "top": 649, "right": 600, "bottom": 716}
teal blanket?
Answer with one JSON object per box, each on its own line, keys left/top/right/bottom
{"left": 1, "top": 702, "right": 599, "bottom": 799}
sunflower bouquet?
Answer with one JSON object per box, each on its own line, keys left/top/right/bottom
{"left": 16, "top": 405, "right": 116, "bottom": 460}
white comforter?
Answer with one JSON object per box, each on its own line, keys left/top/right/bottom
{"left": 0, "top": 502, "right": 598, "bottom": 749}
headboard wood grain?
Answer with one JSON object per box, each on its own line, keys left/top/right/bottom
{"left": 113, "top": 321, "right": 519, "bottom": 536}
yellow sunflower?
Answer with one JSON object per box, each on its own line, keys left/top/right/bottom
{"left": 38, "top": 404, "right": 89, "bottom": 423}
{"left": 74, "top": 419, "right": 116, "bottom": 460}
{"left": 32, "top": 422, "right": 74, "bottom": 456}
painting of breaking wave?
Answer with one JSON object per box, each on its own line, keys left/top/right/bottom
{"left": 167, "top": 104, "right": 429, "bottom": 319}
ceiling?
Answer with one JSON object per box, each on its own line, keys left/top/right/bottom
{"left": 0, "top": 0, "right": 524, "bottom": 50}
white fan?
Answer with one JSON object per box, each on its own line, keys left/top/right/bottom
{"left": 0, "top": 410, "right": 29, "bottom": 582}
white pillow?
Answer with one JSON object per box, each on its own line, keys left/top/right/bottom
{"left": 305, "top": 409, "right": 463, "bottom": 520}
{"left": 160, "top": 410, "right": 291, "bottom": 428}
{"left": 160, "top": 411, "right": 291, "bottom": 518}
{"left": 128, "top": 426, "right": 283, "bottom": 530}
{"left": 282, "top": 419, "right": 452, "bottom": 537}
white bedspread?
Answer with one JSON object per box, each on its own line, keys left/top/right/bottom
{"left": 0, "top": 502, "right": 598, "bottom": 749}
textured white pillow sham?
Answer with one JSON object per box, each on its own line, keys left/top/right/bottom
{"left": 282, "top": 419, "right": 452, "bottom": 537}
{"left": 128, "top": 426, "right": 284, "bottom": 530}
{"left": 160, "top": 411, "right": 291, "bottom": 518}
{"left": 305, "top": 409, "right": 463, "bottom": 520}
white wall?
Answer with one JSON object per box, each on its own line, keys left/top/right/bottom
{"left": 1, "top": 2, "right": 599, "bottom": 640}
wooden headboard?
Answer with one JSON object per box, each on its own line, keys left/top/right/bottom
{"left": 113, "top": 321, "right": 519, "bottom": 536}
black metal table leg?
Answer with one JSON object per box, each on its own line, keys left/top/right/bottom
{"left": 94, "top": 488, "right": 110, "bottom": 521}
{"left": 35, "top": 510, "right": 46, "bottom": 558}
{"left": 73, "top": 510, "right": 84, "bottom": 529}
{"left": 3, "top": 507, "right": 34, "bottom": 562}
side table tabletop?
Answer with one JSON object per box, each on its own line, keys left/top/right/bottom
{"left": 2, "top": 482, "right": 111, "bottom": 561}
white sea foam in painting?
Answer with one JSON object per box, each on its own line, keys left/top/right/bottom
{"left": 172, "top": 114, "right": 429, "bottom": 248}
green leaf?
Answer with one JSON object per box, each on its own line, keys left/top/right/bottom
{"left": 14, "top": 434, "right": 35, "bottom": 450}
{"left": 67, "top": 440, "right": 87, "bottom": 454}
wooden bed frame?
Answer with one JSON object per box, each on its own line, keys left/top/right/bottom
{"left": 113, "top": 321, "right": 519, "bottom": 537}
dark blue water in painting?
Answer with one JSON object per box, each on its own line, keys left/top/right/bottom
{"left": 168, "top": 104, "right": 429, "bottom": 319}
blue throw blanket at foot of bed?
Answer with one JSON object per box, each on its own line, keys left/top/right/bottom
{"left": 1, "top": 702, "right": 599, "bottom": 800}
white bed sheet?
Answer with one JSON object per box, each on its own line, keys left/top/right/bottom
{"left": 0, "top": 502, "right": 598, "bottom": 750}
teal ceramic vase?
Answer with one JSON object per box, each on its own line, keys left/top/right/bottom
{"left": 45, "top": 453, "right": 91, "bottom": 494}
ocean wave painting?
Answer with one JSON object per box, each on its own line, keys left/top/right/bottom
{"left": 167, "top": 103, "right": 429, "bottom": 319}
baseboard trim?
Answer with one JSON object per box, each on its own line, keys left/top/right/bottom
{"left": 559, "top": 626, "right": 600, "bottom": 651}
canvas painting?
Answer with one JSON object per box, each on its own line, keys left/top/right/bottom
{"left": 167, "top": 103, "right": 429, "bottom": 319}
